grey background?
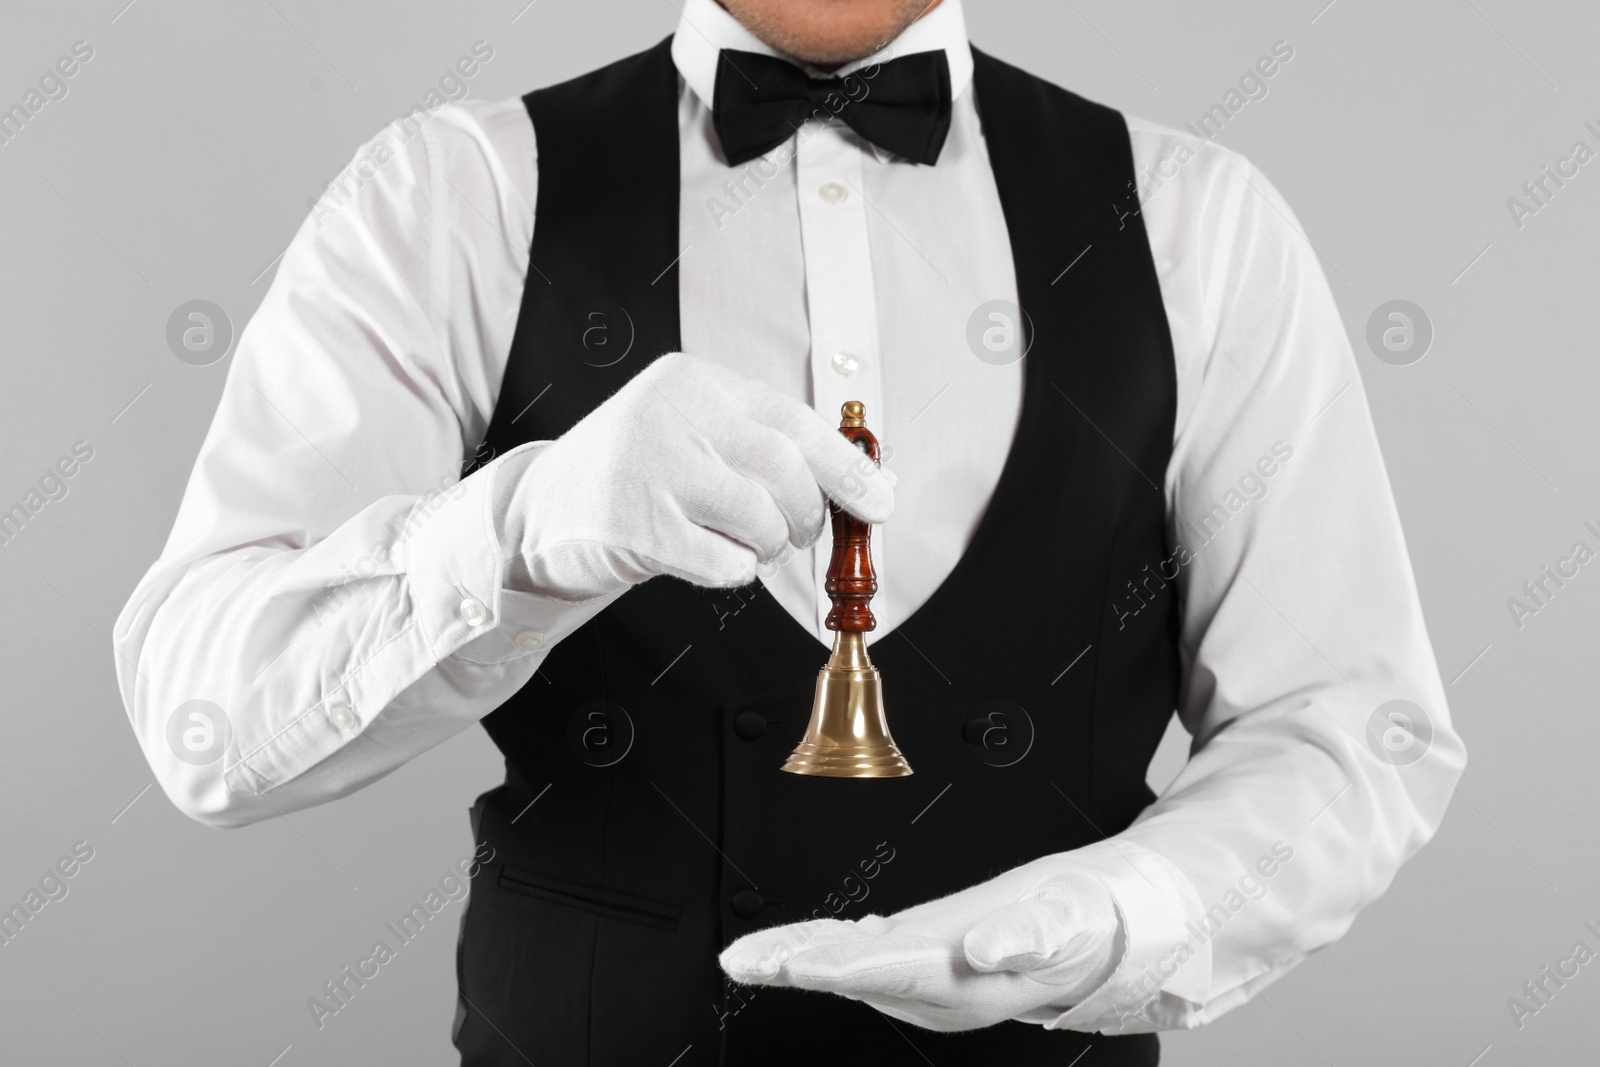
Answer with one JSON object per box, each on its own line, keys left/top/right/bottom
{"left": 2, "top": 0, "right": 1595, "bottom": 1063}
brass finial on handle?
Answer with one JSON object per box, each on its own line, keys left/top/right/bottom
{"left": 782, "top": 402, "right": 912, "bottom": 778}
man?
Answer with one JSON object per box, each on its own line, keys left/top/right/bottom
{"left": 114, "top": 0, "right": 1465, "bottom": 1063}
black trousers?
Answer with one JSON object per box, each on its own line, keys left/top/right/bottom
{"left": 452, "top": 855, "right": 1160, "bottom": 1067}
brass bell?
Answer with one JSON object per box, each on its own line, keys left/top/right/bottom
{"left": 783, "top": 402, "right": 912, "bottom": 778}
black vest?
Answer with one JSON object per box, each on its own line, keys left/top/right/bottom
{"left": 453, "top": 38, "right": 1180, "bottom": 1067}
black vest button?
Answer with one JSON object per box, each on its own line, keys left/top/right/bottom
{"left": 963, "top": 716, "right": 991, "bottom": 745}
{"left": 733, "top": 710, "right": 767, "bottom": 740}
{"left": 963, "top": 701, "right": 1036, "bottom": 767}
{"left": 730, "top": 888, "right": 765, "bottom": 919}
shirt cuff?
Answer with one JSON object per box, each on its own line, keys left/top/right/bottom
{"left": 404, "top": 446, "right": 518, "bottom": 660}
{"left": 1036, "top": 839, "right": 1211, "bottom": 1033}
{"left": 222, "top": 444, "right": 614, "bottom": 796}
{"left": 450, "top": 586, "right": 623, "bottom": 666}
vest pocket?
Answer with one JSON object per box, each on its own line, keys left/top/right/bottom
{"left": 497, "top": 864, "right": 683, "bottom": 931}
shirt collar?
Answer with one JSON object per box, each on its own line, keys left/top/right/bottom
{"left": 671, "top": 0, "right": 974, "bottom": 111}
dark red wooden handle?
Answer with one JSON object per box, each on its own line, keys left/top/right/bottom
{"left": 824, "top": 417, "right": 880, "bottom": 633}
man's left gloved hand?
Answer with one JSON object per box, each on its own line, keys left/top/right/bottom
{"left": 719, "top": 860, "right": 1125, "bottom": 1032}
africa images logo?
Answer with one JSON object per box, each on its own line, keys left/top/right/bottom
{"left": 165, "top": 700, "right": 231, "bottom": 766}
{"left": 306, "top": 843, "right": 495, "bottom": 1030}
{"left": 0, "top": 40, "right": 94, "bottom": 149}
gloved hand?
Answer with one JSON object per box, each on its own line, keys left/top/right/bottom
{"left": 495, "top": 352, "right": 894, "bottom": 601}
{"left": 719, "top": 859, "right": 1125, "bottom": 1032}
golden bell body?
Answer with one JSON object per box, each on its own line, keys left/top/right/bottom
{"left": 782, "top": 632, "right": 912, "bottom": 777}
{"left": 783, "top": 402, "right": 912, "bottom": 778}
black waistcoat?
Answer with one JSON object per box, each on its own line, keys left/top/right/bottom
{"left": 452, "top": 37, "right": 1180, "bottom": 1067}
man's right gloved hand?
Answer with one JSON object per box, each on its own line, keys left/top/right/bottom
{"left": 493, "top": 352, "right": 895, "bottom": 601}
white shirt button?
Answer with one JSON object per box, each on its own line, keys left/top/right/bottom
{"left": 328, "top": 704, "right": 357, "bottom": 731}
{"left": 831, "top": 350, "right": 860, "bottom": 376}
{"left": 818, "top": 182, "right": 847, "bottom": 203}
{"left": 513, "top": 630, "right": 545, "bottom": 652}
{"left": 459, "top": 597, "right": 489, "bottom": 626}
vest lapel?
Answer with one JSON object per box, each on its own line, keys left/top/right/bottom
{"left": 472, "top": 37, "right": 682, "bottom": 472}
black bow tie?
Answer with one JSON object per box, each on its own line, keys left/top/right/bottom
{"left": 711, "top": 48, "right": 952, "bottom": 167}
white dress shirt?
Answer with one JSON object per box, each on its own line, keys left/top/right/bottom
{"left": 113, "top": 0, "right": 1465, "bottom": 1034}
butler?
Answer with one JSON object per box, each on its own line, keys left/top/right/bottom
{"left": 115, "top": 1, "right": 1466, "bottom": 1064}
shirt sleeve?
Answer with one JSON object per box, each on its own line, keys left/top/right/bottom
{"left": 1043, "top": 129, "right": 1467, "bottom": 1032}
{"left": 112, "top": 99, "right": 622, "bottom": 828}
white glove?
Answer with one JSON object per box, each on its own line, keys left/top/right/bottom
{"left": 719, "top": 859, "right": 1125, "bottom": 1032}
{"left": 495, "top": 352, "right": 894, "bottom": 601}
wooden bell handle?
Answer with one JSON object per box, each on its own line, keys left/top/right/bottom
{"left": 824, "top": 401, "right": 879, "bottom": 633}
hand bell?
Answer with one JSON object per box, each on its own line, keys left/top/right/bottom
{"left": 782, "top": 401, "right": 912, "bottom": 778}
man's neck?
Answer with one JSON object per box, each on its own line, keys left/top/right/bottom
{"left": 713, "top": 0, "right": 945, "bottom": 73}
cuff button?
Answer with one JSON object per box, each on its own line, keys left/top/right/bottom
{"left": 328, "top": 704, "right": 357, "bottom": 731}
{"left": 513, "top": 629, "right": 545, "bottom": 652}
{"left": 459, "top": 596, "right": 489, "bottom": 626}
